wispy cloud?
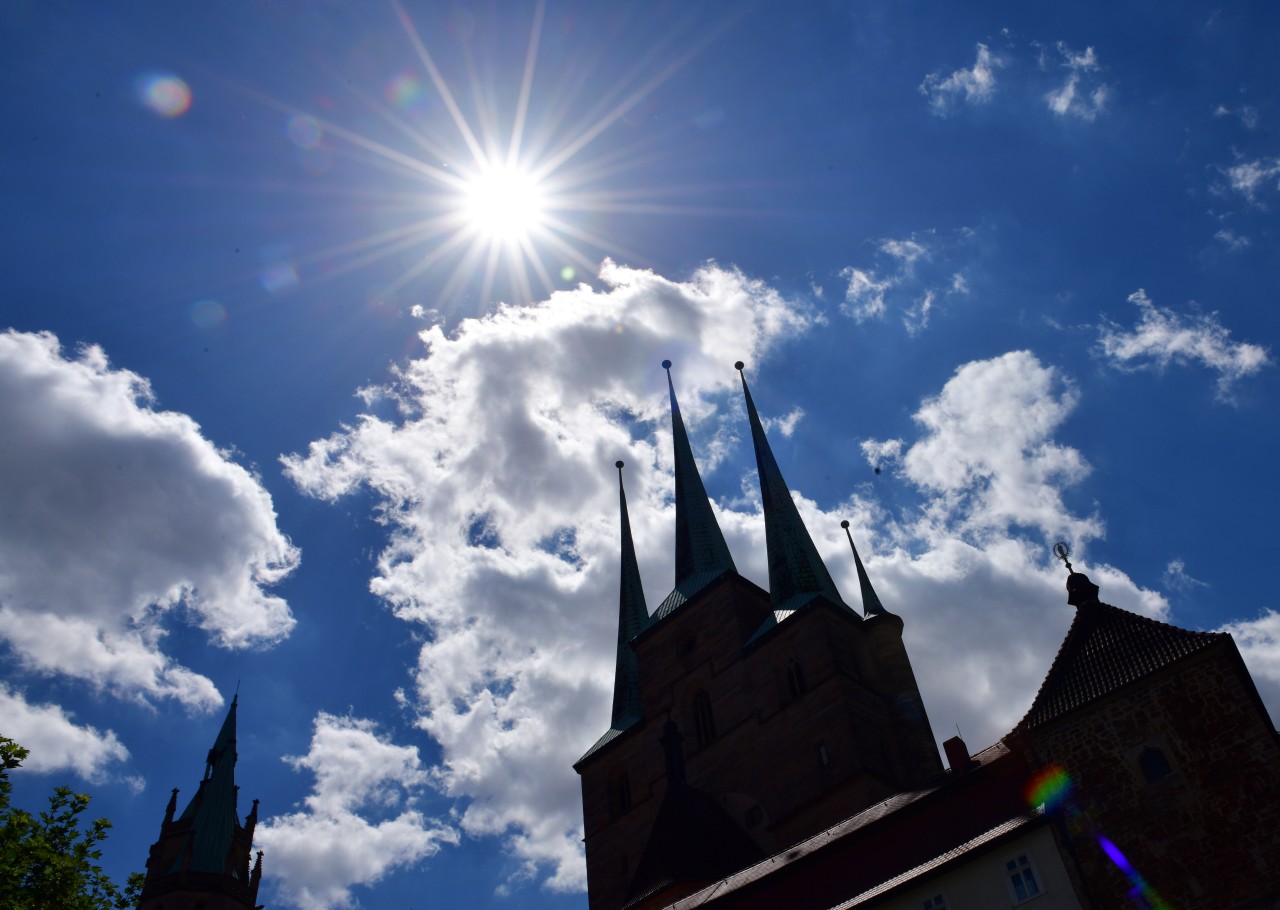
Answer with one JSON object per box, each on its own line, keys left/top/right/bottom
{"left": 1163, "top": 558, "right": 1208, "bottom": 592}
{"left": 1213, "top": 103, "right": 1259, "bottom": 130}
{"left": 1045, "top": 42, "right": 1108, "bottom": 120}
{"left": 1097, "top": 290, "right": 1270, "bottom": 399}
{"left": 1223, "top": 157, "right": 1280, "bottom": 203}
{"left": 838, "top": 231, "right": 972, "bottom": 332}
{"left": 920, "top": 43, "right": 1002, "bottom": 116}
{"left": 1215, "top": 228, "right": 1251, "bottom": 250}
{"left": 0, "top": 330, "right": 298, "bottom": 710}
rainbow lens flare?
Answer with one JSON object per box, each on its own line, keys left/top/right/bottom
{"left": 1025, "top": 764, "right": 1073, "bottom": 812}
{"left": 135, "top": 73, "right": 192, "bottom": 118}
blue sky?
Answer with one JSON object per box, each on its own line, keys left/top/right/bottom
{"left": 2, "top": 2, "right": 1278, "bottom": 907}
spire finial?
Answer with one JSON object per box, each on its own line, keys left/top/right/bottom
{"left": 1053, "top": 541, "right": 1073, "bottom": 573}
{"left": 1054, "top": 541, "right": 1101, "bottom": 607}
{"left": 841, "top": 520, "right": 888, "bottom": 617}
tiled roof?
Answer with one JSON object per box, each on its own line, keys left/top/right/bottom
{"left": 574, "top": 721, "right": 637, "bottom": 770}
{"left": 649, "top": 569, "right": 734, "bottom": 626}
{"left": 1019, "top": 598, "right": 1224, "bottom": 730}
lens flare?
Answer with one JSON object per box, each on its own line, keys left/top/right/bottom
{"left": 1025, "top": 764, "right": 1073, "bottom": 812}
{"left": 189, "top": 300, "right": 226, "bottom": 329}
{"left": 286, "top": 114, "right": 323, "bottom": 148}
{"left": 135, "top": 73, "right": 192, "bottom": 118}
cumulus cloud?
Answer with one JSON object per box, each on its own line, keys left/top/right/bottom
{"left": 920, "top": 43, "right": 1002, "bottom": 115}
{"left": 0, "top": 685, "right": 129, "bottom": 781}
{"left": 1045, "top": 42, "right": 1108, "bottom": 120}
{"left": 285, "top": 259, "right": 1182, "bottom": 895}
{"left": 0, "top": 330, "right": 298, "bottom": 709}
{"left": 284, "top": 260, "right": 813, "bottom": 892}
{"left": 1097, "top": 290, "right": 1270, "bottom": 398}
{"left": 1224, "top": 157, "right": 1280, "bottom": 203}
{"left": 258, "top": 713, "right": 458, "bottom": 910}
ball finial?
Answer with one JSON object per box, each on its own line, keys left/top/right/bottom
{"left": 734, "top": 360, "right": 745, "bottom": 371}
{"left": 840, "top": 519, "right": 850, "bottom": 529}
{"left": 661, "top": 359, "right": 672, "bottom": 369}
{"left": 615, "top": 460, "right": 624, "bottom": 470}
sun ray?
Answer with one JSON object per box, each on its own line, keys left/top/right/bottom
{"left": 507, "top": 0, "right": 546, "bottom": 169}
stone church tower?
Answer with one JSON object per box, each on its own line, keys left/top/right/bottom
{"left": 138, "top": 695, "right": 264, "bottom": 910}
{"left": 574, "top": 362, "right": 942, "bottom": 910}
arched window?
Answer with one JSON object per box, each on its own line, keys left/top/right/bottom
{"left": 1139, "top": 746, "right": 1172, "bottom": 783}
{"left": 786, "top": 659, "right": 807, "bottom": 700}
{"left": 693, "top": 691, "right": 716, "bottom": 749}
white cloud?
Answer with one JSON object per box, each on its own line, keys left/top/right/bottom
{"left": 257, "top": 713, "right": 458, "bottom": 910}
{"left": 904, "top": 289, "right": 936, "bottom": 335}
{"left": 1163, "top": 559, "right": 1208, "bottom": 592}
{"left": 880, "top": 238, "right": 929, "bottom": 267}
{"left": 1097, "top": 289, "right": 1271, "bottom": 399}
{"left": 1214, "top": 228, "right": 1251, "bottom": 250}
{"left": 284, "top": 260, "right": 814, "bottom": 893}
{"left": 0, "top": 330, "right": 298, "bottom": 709}
{"left": 1224, "top": 157, "right": 1280, "bottom": 202}
{"left": 860, "top": 438, "right": 903, "bottom": 470}
{"left": 1218, "top": 611, "right": 1280, "bottom": 722}
{"left": 1045, "top": 43, "right": 1108, "bottom": 120}
{"left": 839, "top": 266, "right": 891, "bottom": 321}
{"left": 763, "top": 407, "right": 805, "bottom": 438}
{"left": 1213, "top": 104, "right": 1259, "bottom": 130}
{"left": 920, "top": 43, "right": 1002, "bottom": 115}
{"left": 0, "top": 685, "right": 129, "bottom": 781}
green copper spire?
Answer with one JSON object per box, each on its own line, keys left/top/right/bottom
{"left": 611, "top": 461, "right": 649, "bottom": 729}
{"left": 737, "top": 361, "right": 847, "bottom": 612}
{"left": 176, "top": 694, "right": 240, "bottom": 873}
{"left": 665, "top": 360, "right": 736, "bottom": 586}
{"left": 842, "top": 520, "right": 889, "bottom": 616}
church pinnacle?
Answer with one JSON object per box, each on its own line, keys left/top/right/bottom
{"left": 842, "top": 520, "right": 889, "bottom": 617}
{"left": 611, "top": 460, "right": 649, "bottom": 730}
{"left": 736, "top": 361, "right": 848, "bottom": 613}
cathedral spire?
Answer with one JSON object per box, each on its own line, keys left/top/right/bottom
{"left": 664, "top": 360, "right": 736, "bottom": 589}
{"left": 842, "top": 520, "right": 889, "bottom": 617}
{"left": 736, "top": 361, "right": 847, "bottom": 612}
{"left": 184, "top": 694, "right": 239, "bottom": 873}
{"left": 611, "top": 461, "right": 649, "bottom": 729}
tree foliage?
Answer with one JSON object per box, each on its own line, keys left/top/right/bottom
{"left": 0, "top": 736, "right": 143, "bottom": 909}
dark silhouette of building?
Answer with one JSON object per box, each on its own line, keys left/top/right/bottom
{"left": 577, "top": 361, "right": 1280, "bottom": 910}
{"left": 139, "top": 695, "right": 264, "bottom": 910}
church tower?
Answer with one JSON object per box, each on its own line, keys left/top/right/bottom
{"left": 575, "top": 362, "right": 942, "bottom": 910}
{"left": 139, "top": 695, "right": 264, "bottom": 910}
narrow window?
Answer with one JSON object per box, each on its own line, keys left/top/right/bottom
{"left": 786, "top": 658, "right": 807, "bottom": 700}
{"left": 923, "top": 895, "right": 949, "bottom": 910}
{"left": 694, "top": 691, "right": 716, "bottom": 748}
{"left": 1006, "top": 853, "right": 1042, "bottom": 903}
{"left": 617, "top": 772, "right": 631, "bottom": 813}
{"left": 818, "top": 742, "right": 830, "bottom": 766}
{"left": 1139, "top": 746, "right": 1172, "bottom": 783}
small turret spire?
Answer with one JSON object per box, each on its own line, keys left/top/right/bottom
{"left": 663, "top": 360, "right": 736, "bottom": 589}
{"left": 611, "top": 461, "right": 649, "bottom": 729}
{"left": 841, "top": 520, "right": 888, "bottom": 617}
{"left": 736, "top": 362, "right": 847, "bottom": 611}
{"left": 1055, "top": 542, "right": 1100, "bottom": 608}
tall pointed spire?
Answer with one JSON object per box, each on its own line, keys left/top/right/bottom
{"left": 842, "top": 520, "right": 888, "bottom": 616}
{"left": 184, "top": 694, "right": 239, "bottom": 873}
{"left": 611, "top": 460, "right": 649, "bottom": 729}
{"left": 665, "top": 359, "right": 736, "bottom": 589}
{"left": 737, "top": 361, "right": 847, "bottom": 612}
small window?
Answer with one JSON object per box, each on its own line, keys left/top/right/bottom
{"left": 1006, "top": 853, "right": 1042, "bottom": 903}
{"left": 818, "top": 742, "right": 830, "bottom": 766}
{"left": 786, "top": 658, "right": 807, "bottom": 700}
{"left": 1139, "top": 746, "right": 1172, "bottom": 783}
{"left": 694, "top": 691, "right": 716, "bottom": 748}
{"left": 923, "top": 895, "right": 949, "bottom": 910}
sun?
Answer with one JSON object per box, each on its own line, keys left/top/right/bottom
{"left": 460, "top": 164, "right": 547, "bottom": 243}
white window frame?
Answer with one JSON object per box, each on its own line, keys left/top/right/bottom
{"left": 1003, "top": 851, "right": 1043, "bottom": 904}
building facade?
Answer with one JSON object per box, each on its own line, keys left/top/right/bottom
{"left": 578, "top": 362, "right": 1280, "bottom": 910}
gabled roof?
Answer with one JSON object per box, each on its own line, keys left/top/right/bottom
{"left": 1018, "top": 593, "right": 1225, "bottom": 730}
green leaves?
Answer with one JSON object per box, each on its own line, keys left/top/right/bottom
{"left": 0, "top": 736, "right": 142, "bottom": 910}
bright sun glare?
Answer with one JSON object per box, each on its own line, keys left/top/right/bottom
{"left": 461, "top": 165, "right": 546, "bottom": 241}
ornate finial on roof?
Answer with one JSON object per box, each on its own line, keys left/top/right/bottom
{"left": 841, "top": 520, "right": 888, "bottom": 617}
{"left": 737, "top": 361, "right": 847, "bottom": 612}
{"left": 662, "top": 359, "right": 735, "bottom": 594}
{"left": 1054, "top": 541, "right": 1100, "bottom": 608}
{"left": 611, "top": 459, "right": 649, "bottom": 730}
